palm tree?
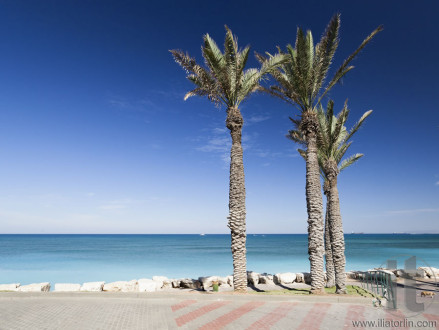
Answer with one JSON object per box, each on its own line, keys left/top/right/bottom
{"left": 294, "top": 100, "right": 372, "bottom": 293}
{"left": 259, "top": 14, "right": 382, "bottom": 292}
{"left": 170, "top": 27, "right": 284, "bottom": 292}
{"left": 316, "top": 101, "right": 372, "bottom": 293}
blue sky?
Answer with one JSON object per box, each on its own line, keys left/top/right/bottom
{"left": 0, "top": 0, "right": 438, "bottom": 234}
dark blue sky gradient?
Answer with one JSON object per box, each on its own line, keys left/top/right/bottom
{"left": 0, "top": 0, "right": 438, "bottom": 233}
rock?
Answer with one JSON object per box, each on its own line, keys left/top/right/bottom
{"left": 198, "top": 276, "right": 217, "bottom": 290}
{"left": 394, "top": 269, "right": 404, "bottom": 277}
{"left": 345, "top": 272, "right": 356, "bottom": 279}
{"left": 19, "top": 282, "right": 50, "bottom": 292}
{"left": 419, "top": 267, "right": 433, "bottom": 278}
{"left": 247, "top": 271, "right": 260, "bottom": 286}
{"left": 226, "top": 276, "right": 233, "bottom": 287}
{"left": 171, "top": 279, "right": 180, "bottom": 288}
{"left": 259, "top": 273, "right": 274, "bottom": 285}
{"left": 419, "top": 267, "right": 439, "bottom": 279}
{"left": 80, "top": 281, "right": 105, "bottom": 292}
{"left": 103, "top": 280, "right": 138, "bottom": 292}
{"left": 415, "top": 268, "right": 427, "bottom": 278}
{"left": 303, "top": 273, "right": 312, "bottom": 284}
{"left": 138, "top": 279, "right": 157, "bottom": 292}
{"left": 152, "top": 276, "right": 169, "bottom": 290}
{"left": 217, "top": 276, "right": 229, "bottom": 287}
{"left": 295, "top": 273, "right": 304, "bottom": 283}
{"left": 54, "top": 283, "right": 81, "bottom": 292}
{"left": 162, "top": 279, "right": 173, "bottom": 289}
{"left": 122, "top": 280, "right": 139, "bottom": 292}
{"left": 0, "top": 283, "right": 20, "bottom": 291}
{"left": 274, "top": 273, "right": 296, "bottom": 285}
{"left": 179, "top": 279, "right": 201, "bottom": 290}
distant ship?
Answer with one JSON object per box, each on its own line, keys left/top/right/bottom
{"left": 200, "top": 234, "right": 205, "bottom": 236}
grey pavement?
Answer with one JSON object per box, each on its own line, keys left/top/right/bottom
{"left": 0, "top": 290, "right": 438, "bottom": 330}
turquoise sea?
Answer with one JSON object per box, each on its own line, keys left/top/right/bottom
{"left": 0, "top": 234, "right": 438, "bottom": 286}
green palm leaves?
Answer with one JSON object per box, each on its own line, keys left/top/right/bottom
{"left": 259, "top": 14, "right": 382, "bottom": 114}
{"left": 294, "top": 101, "right": 372, "bottom": 176}
{"left": 170, "top": 26, "right": 285, "bottom": 108}
{"left": 319, "top": 101, "right": 372, "bottom": 173}
{"left": 318, "top": 100, "right": 372, "bottom": 175}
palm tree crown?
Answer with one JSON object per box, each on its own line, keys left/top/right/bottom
{"left": 259, "top": 14, "right": 381, "bottom": 129}
{"left": 294, "top": 100, "right": 373, "bottom": 176}
{"left": 170, "top": 26, "right": 284, "bottom": 109}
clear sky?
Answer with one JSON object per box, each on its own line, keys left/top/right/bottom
{"left": 0, "top": 0, "right": 438, "bottom": 234}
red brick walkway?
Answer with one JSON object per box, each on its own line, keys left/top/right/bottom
{"left": 171, "top": 298, "right": 439, "bottom": 329}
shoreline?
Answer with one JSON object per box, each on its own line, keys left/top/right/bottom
{"left": 1, "top": 266, "right": 438, "bottom": 293}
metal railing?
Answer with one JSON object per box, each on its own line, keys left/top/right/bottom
{"left": 360, "top": 270, "right": 397, "bottom": 309}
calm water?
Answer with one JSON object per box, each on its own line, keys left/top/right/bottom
{"left": 0, "top": 234, "right": 438, "bottom": 285}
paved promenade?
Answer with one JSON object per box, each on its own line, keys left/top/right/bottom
{"left": 0, "top": 291, "right": 438, "bottom": 330}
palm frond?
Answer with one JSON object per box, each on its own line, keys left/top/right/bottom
{"left": 311, "top": 14, "right": 340, "bottom": 101}
{"left": 170, "top": 49, "right": 198, "bottom": 74}
{"left": 172, "top": 26, "right": 270, "bottom": 110}
{"left": 315, "top": 99, "right": 371, "bottom": 178}
{"left": 318, "top": 25, "right": 383, "bottom": 104}
{"left": 344, "top": 110, "right": 373, "bottom": 142}
{"left": 339, "top": 153, "right": 363, "bottom": 172}
{"left": 224, "top": 26, "right": 238, "bottom": 103}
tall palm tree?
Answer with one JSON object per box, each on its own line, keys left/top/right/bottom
{"left": 259, "top": 14, "right": 382, "bottom": 292}
{"left": 294, "top": 100, "right": 372, "bottom": 293}
{"left": 315, "top": 101, "right": 372, "bottom": 293}
{"left": 170, "top": 27, "right": 284, "bottom": 292}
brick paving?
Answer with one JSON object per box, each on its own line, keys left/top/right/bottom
{"left": 0, "top": 292, "right": 438, "bottom": 330}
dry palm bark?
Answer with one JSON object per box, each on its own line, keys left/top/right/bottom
{"left": 324, "top": 180, "right": 335, "bottom": 288}
{"left": 226, "top": 107, "right": 247, "bottom": 291}
{"left": 303, "top": 112, "right": 325, "bottom": 292}
{"left": 324, "top": 161, "right": 346, "bottom": 293}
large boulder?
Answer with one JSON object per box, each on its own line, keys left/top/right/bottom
{"left": 346, "top": 272, "right": 357, "bottom": 279}
{"left": 247, "top": 271, "right": 260, "bottom": 286}
{"left": 0, "top": 283, "right": 20, "bottom": 292}
{"left": 217, "top": 276, "right": 229, "bottom": 287}
{"left": 80, "top": 281, "right": 105, "bottom": 292}
{"left": 259, "top": 273, "right": 274, "bottom": 285}
{"left": 103, "top": 280, "right": 138, "bottom": 292}
{"left": 138, "top": 279, "right": 157, "bottom": 292}
{"left": 198, "top": 276, "right": 217, "bottom": 290}
{"left": 54, "top": 283, "right": 81, "bottom": 292}
{"left": 419, "top": 267, "right": 439, "bottom": 279}
{"left": 301, "top": 272, "right": 312, "bottom": 284}
{"left": 171, "top": 279, "right": 180, "bottom": 288}
{"left": 179, "top": 279, "right": 201, "bottom": 290}
{"left": 274, "top": 273, "right": 296, "bottom": 285}
{"left": 159, "top": 277, "right": 173, "bottom": 289}
{"left": 152, "top": 276, "right": 171, "bottom": 290}
{"left": 19, "top": 282, "right": 50, "bottom": 292}
{"left": 295, "top": 273, "right": 304, "bottom": 283}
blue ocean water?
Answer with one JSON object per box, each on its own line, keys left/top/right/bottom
{"left": 0, "top": 234, "right": 438, "bottom": 286}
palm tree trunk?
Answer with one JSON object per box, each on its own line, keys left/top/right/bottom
{"left": 226, "top": 107, "right": 247, "bottom": 293}
{"left": 304, "top": 114, "right": 325, "bottom": 293}
{"left": 327, "top": 176, "right": 346, "bottom": 293}
{"left": 324, "top": 199, "right": 335, "bottom": 288}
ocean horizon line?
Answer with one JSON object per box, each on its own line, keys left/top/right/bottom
{"left": 1, "top": 232, "right": 438, "bottom": 235}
